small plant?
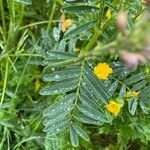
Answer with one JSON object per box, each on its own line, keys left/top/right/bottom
{"left": 0, "top": 0, "right": 150, "bottom": 149}
{"left": 39, "top": 0, "right": 150, "bottom": 149}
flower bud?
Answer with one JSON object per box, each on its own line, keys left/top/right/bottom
{"left": 120, "top": 50, "right": 147, "bottom": 70}
{"left": 117, "top": 12, "right": 127, "bottom": 36}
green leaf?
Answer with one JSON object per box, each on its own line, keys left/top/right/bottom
{"left": 108, "top": 81, "right": 118, "bottom": 98}
{"left": 139, "top": 101, "right": 149, "bottom": 114}
{"left": 85, "top": 64, "right": 109, "bottom": 103}
{"left": 0, "top": 121, "right": 14, "bottom": 128}
{"left": 43, "top": 67, "right": 80, "bottom": 82}
{"left": 62, "top": 5, "right": 99, "bottom": 14}
{"left": 43, "top": 117, "right": 69, "bottom": 135}
{"left": 70, "top": 126, "right": 79, "bottom": 147}
{"left": 128, "top": 98, "right": 138, "bottom": 115}
{"left": 80, "top": 86, "right": 99, "bottom": 104}
{"left": 74, "top": 114, "right": 102, "bottom": 125}
{"left": 139, "top": 86, "right": 150, "bottom": 97}
{"left": 43, "top": 58, "right": 64, "bottom": 65}
{"left": 40, "top": 79, "right": 78, "bottom": 95}
{"left": 77, "top": 104, "right": 108, "bottom": 122}
{"left": 53, "top": 27, "right": 60, "bottom": 42}
{"left": 14, "top": 0, "right": 31, "bottom": 5}
{"left": 29, "top": 59, "right": 44, "bottom": 66}
{"left": 72, "top": 123, "right": 90, "bottom": 142}
{"left": 43, "top": 93, "right": 75, "bottom": 118}
{"left": 45, "top": 135, "right": 59, "bottom": 150}
{"left": 43, "top": 94, "right": 75, "bottom": 135}
{"left": 43, "top": 48, "right": 77, "bottom": 65}
{"left": 64, "top": 21, "right": 97, "bottom": 39}
{"left": 110, "top": 62, "right": 124, "bottom": 68}
{"left": 125, "top": 72, "right": 147, "bottom": 85}
{"left": 84, "top": 73, "right": 109, "bottom": 104}
{"left": 103, "top": 80, "right": 112, "bottom": 88}
{"left": 119, "top": 85, "right": 126, "bottom": 98}
{"left": 45, "top": 51, "right": 76, "bottom": 60}
{"left": 65, "top": 0, "right": 97, "bottom": 3}
{"left": 113, "top": 67, "right": 130, "bottom": 79}
{"left": 79, "top": 93, "right": 99, "bottom": 110}
{"left": 132, "top": 80, "right": 147, "bottom": 91}
{"left": 43, "top": 110, "right": 72, "bottom": 127}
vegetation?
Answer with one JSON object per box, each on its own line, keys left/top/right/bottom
{"left": 0, "top": 0, "right": 150, "bottom": 149}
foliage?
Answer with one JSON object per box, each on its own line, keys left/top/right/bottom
{"left": 0, "top": 0, "right": 150, "bottom": 149}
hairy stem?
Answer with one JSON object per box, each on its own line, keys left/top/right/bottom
{"left": 44, "top": 41, "right": 117, "bottom": 69}
{"left": 82, "top": 28, "right": 101, "bottom": 53}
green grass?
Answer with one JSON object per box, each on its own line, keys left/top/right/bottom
{"left": 0, "top": 0, "right": 150, "bottom": 149}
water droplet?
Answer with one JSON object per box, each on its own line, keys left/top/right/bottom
{"left": 91, "top": 8, "right": 95, "bottom": 12}
{"left": 55, "top": 74, "right": 60, "bottom": 79}
{"left": 56, "top": 128, "right": 59, "bottom": 132}
{"left": 54, "top": 90, "right": 58, "bottom": 93}
{"left": 52, "top": 68, "right": 55, "bottom": 71}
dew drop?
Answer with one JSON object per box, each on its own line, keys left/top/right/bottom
{"left": 54, "top": 74, "right": 60, "bottom": 79}
{"left": 54, "top": 90, "right": 58, "bottom": 93}
{"left": 91, "top": 8, "right": 95, "bottom": 12}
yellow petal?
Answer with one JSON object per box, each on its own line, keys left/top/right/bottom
{"left": 94, "top": 63, "right": 113, "bottom": 80}
{"left": 106, "top": 101, "right": 122, "bottom": 115}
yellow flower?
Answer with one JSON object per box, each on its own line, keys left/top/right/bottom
{"left": 61, "top": 15, "right": 72, "bottom": 32}
{"left": 125, "top": 91, "right": 140, "bottom": 98}
{"left": 94, "top": 63, "right": 113, "bottom": 80}
{"left": 106, "top": 9, "right": 111, "bottom": 18}
{"left": 106, "top": 101, "right": 122, "bottom": 115}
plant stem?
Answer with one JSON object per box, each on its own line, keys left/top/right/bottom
{"left": 45, "top": 41, "right": 117, "bottom": 69}
{"left": 47, "top": 0, "right": 56, "bottom": 31}
{"left": 99, "top": 0, "right": 105, "bottom": 27}
{"left": 8, "top": 53, "right": 42, "bottom": 57}
{"left": 6, "top": 0, "right": 15, "bottom": 51}
{"left": 82, "top": 28, "right": 101, "bottom": 53}
{"left": 19, "top": 21, "right": 49, "bottom": 30}
{"left": 6, "top": 0, "right": 24, "bottom": 52}
{"left": 0, "top": 0, "right": 6, "bottom": 38}
{"left": 82, "top": 0, "right": 106, "bottom": 53}
{"left": 17, "top": 5, "right": 24, "bottom": 29}
{"left": 111, "top": 76, "right": 140, "bottom": 99}
{"left": 1, "top": 59, "right": 9, "bottom": 105}
{"left": 71, "top": 61, "right": 85, "bottom": 118}
{"left": 0, "top": 53, "right": 42, "bottom": 62}
{"left": 0, "top": 127, "right": 7, "bottom": 149}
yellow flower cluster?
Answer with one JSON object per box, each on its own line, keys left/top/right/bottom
{"left": 106, "top": 101, "right": 122, "bottom": 115}
{"left": 61, "top": 15, "right": 72, "bottom": 32}
{"left": 125, "top": 91, "right": 140, "bottom": 98}
{"left": 94, "top": 63, "right": 113, "bottom": 80}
